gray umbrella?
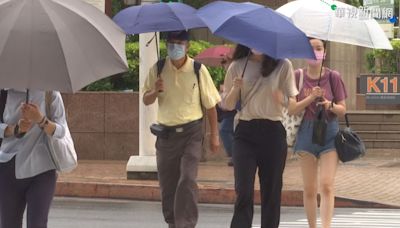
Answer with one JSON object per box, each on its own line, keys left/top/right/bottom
{"left": 0, "top": 0, "right": 128, "bottom": 94}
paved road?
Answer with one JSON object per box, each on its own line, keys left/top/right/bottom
{"left": 43, "top": 197, "right": 400, "bottom": 228}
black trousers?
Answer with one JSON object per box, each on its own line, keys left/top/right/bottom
{"left": 230, "top": 119, "right": 287, "bottom": 228}
{"left": 0, "top": 157, "right": 57, "bottom": 228}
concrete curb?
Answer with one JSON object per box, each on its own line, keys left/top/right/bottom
{"left": 55, "top": 181, "right": 400, "bottom": 209}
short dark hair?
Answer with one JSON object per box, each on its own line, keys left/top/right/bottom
{"left": 166, "top": 30, "right": 189, "bottom": 41}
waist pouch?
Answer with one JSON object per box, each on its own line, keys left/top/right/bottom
{"left": 150, "top": 124, "right": 169, "bottom": 139}
{"left": 150, "top": 119, "right": 202, "bottom": 139}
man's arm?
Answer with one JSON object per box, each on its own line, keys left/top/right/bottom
{"left": 143, "top": 78, "right": 164, "bottom": 106}
{"left": 206, "top": 106, "right": 220, "bottom": 153}
{"left": 143, "top": 90, "right": 159, "bottom": 105}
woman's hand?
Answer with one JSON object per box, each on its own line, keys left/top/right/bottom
{"left": 18, "top": 119, "right": 33, "bottom": 133}
{"left": 310, "top": 86, "right": 323, "bottom": 99}
{"left": 21, "top": 103, "right": 44, "bottom": 124}
{"left": 316, "top": 97, "right": 331, "bottom": 110}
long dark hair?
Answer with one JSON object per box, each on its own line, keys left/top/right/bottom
{"left": 232, "top": 44, "right": 279, "bottom": 78}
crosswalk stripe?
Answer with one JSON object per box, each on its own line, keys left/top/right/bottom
{"left": 252, "top": 210, "right": 400, "bottom": 228}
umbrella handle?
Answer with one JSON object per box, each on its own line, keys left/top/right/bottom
{"left": 240, "top": 50, "right": 252, "bottom": 78}
{"left": 26, "top": 89, "right": 29, "bottom": 104}
{"left": 317, "top": 41, "right": 328, "bottom": 86}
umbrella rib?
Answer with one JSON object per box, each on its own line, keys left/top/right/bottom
{"left": 0, "top": 0, "right": 30, "bottom": 88}
{"left": 53, "top": 0, "right": 127, "bottom": 65}
{"left": 364, "top": 21, "right": 375, "bottom": 48}
{"left": 46, "top": 1, "right": 128, "bottom": 91}
{"left": 168, "top": 3, "right": 188, "bottom": 31}
{"left": 40, "top": 0, "right": 74, "bottom": 92}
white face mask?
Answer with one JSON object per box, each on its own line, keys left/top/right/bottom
{"left": 251, "top": 48, "right": 263, "bottom": 56}
{"left": 167, "top": 43, "right": 186, "bottom": 60}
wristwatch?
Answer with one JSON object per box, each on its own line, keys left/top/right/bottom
{"left": 40, "top": 118, "right": 49, "bottom": 129}
{"left": 14, "top": 124, "right": 26, "bottom": 138}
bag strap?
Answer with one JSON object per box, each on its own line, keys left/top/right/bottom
{"left": 0, "top": 89, "right": 8, "bottom": 146}
{"left": 0, "top": 89, "right": 8, "bottom": 123}
{"left": 239, "top": 73, "right": 264, "bottom": 111}
{"left": 327, "top": 70, "right": 349, "bottom": 127}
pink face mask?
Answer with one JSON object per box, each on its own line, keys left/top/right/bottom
{"left": 307, "top": 50, "right": 325, "bottom": 66}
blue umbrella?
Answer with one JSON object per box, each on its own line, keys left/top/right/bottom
{"left": 197, "top": 1, "right": 315, "bottom": 59}
{"left": 113, "top": 2, "right": 206, "bottom": 34}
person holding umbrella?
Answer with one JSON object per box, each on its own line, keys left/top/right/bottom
{"left": 143, "top": 30, "right": 221, "bottom": 228}
{"left": 0, "top": 89, "right": 68, "bottom": 228}
{"left": 223, "top": 44, "right": 299, "bottom": 228}
{"left": 290, "top": 38, "right": 347, "bottom": 228}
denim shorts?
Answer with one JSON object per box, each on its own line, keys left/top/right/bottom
{"left": 294, "top": 119, "right": 339, "bottom": 158}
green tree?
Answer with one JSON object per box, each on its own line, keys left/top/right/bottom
{"left": 182, "top": 0, "right": 210, "bottom": 8}
{"left": 346, "top": 0, "right": 361, "bottom": 7}
{"left": 112, "top": 0, "right": 126, "bottom": 17}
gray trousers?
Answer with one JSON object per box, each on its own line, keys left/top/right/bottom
{"left": 0, "top": 157, "right": 57, "bottom": 228}
{"left": 156, "top": 122, "right": 202, "bottom": 228}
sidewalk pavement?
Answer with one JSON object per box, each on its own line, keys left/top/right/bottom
{"left": 56, "top": 150, "right": 400, "bottom": 209}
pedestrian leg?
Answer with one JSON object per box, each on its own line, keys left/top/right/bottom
{"left": 230, "top": 122, "right": 258, "bottom": 228}
{"left": 156, "top": 136, "right": 182, "bottom": 226}
{"left": 174, "top": 124, "right": 202, "bottom": 228}
{"left": 319, "top": 150, "right": 338, "bottom": 228}
{"left": 0, "top": 158, "right": 26, "bottom": 228}
{"left": 26, "top": 169, "right": 57, "bottom": 228}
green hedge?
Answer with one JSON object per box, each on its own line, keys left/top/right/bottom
{"left": 366, "top": 39, "right": 400, "bottom": 73}
{"left": 83, "top": 39, "right": 226, "bottom": 91}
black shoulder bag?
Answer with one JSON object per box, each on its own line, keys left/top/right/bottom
{"left": 328, "top": 74, "right": 366, "bottom": 162}
{"left": 335, "top": 114, "right": 366, "bottom": 162}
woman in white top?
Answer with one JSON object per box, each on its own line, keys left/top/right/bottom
{"left": 223, "top": 44, "right": 298, "bottom": 228}
{"left": 0, "top": 89, "right": 68, "bottom": 228}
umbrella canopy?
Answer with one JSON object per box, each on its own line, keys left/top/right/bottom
{"left": 197, "top": 1, "right": 315, "bottom": 59}
{"left": 277, "top": 0, "right": 393, "bottom": 50}
{"left": 194, "top": 45, "right": 233, "bottom": 67}
{"left": 0, "top": 0, "right": 128, "bottom": 93}
{"left": 113, "top": 2, "right": 206, "bottom": 34}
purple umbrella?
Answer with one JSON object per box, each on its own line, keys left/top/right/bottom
{"left": 113, "top": 2, "right": 206, "bottom": 34}
{"left": 197, "top": 1, "right": 315, "bottom": 59}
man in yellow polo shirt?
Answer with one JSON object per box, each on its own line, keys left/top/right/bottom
{"left": 143, "top": 30, "right": 221, "bottom": 228}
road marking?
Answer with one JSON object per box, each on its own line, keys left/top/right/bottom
{"left": 252, "top": 210, "right": 400, "bottom": 227}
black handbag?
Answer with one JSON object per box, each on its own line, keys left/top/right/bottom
{"left": 335, "top": 114, "right": 366, "bottom": 162}
{"left": 312, "top": 104, "right": 327, "bottom": 146}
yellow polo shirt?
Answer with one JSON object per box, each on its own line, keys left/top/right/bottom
{"left": 143, "top": 56, "right": 221, "bottom": 126}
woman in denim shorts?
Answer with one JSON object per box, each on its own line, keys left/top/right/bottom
{"left": 287, "top": 38, "right": 347, "bottom": 228}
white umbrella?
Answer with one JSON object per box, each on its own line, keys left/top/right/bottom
{"left": 0, "top": 0, "right": 129, "bottom": 93}
{"left": 277, "top": 0, "right": 393, "bottom": 50}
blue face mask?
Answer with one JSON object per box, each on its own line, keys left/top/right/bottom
{"left": 167, "top": 43, "right": 186, "bottom": 60}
